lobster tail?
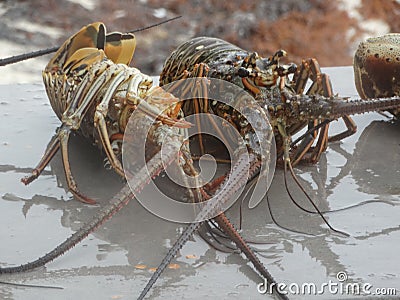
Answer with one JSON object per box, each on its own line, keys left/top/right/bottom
{"left": 45, "top": 22, "right": 136, "bottom": 73}
{"left": 45, "top": 22, "right": 106, "bottom": 71}
{"left": 105, "top": 32, "right": 136, "bottom": 65}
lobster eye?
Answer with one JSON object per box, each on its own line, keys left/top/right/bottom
{"left": 237, "top": 67, "right": 250, "bottom": 77}
{"left": 276, "top": 63, "right": 297, "bottom": 77}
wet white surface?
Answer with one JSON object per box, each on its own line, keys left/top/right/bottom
{"left": 0, "top": 67, "right": 399, "bottom": 300}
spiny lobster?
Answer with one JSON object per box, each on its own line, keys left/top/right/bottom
{"left": 0, "top": 22, "right": 290, "bottom": 300}
{"left": 354, "top": 33, "right": 400, "bottom": 117}
{"left": 137, "top": 36, "right": 400, "bottom": 298}
{"left": 160, "top": 37, "right": 360, "bottom": 166}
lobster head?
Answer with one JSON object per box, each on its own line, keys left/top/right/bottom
{"left": 238, "top": 49, "right": 297, "bottom": 94}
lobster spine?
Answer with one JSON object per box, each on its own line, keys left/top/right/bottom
{"left": 139, "top": 152, "right": 288, "bottom": 300}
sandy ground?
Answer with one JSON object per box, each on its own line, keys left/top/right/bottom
{"left": 0, "top": 67, "right": 399, "bottom": 299}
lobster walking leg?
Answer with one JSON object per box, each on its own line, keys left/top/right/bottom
{"left": 21, "top": 134, "right": 60, "bottom": 185}
{"left": 293, "top": 58, "right": 357, "bottom": 151}
{"left": 291, "top": 58, "right": 334, "bottom": 165}
{"left": 24, "top": 64, "right": 117, "bottom": 204}
{"left": 22, "top": 122, "right": 97, "bottom": 204}
{"left": 174, "top": 63, "right": 234, "bottom": 157}
{"left": 327, "top": 115, "right": 357, "bottom": 142}
{"left": 58, "top": 125, "right": 97, "bottom": 204}
{"left": 92, "top": 67, "right": 138, "bottom": 177}
{"left": 181, "top": 64, "right": 210, "bottom": 155}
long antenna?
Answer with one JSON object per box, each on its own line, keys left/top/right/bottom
{"left": 0, "top": 16, "right": 182, "bottom": 67}
{"left": 127, "top": 15, "right": 181, "bottom": 33}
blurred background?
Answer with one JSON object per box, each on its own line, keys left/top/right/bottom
{"left": 0, "top": 0, "right": 399, "bottom": 83}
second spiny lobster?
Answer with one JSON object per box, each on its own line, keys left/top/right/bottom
{"left": 354, "top": 33, "right": 400, "bottom": 117}
{"left": 137, "top": 36, "right": 400, "bottom": 298}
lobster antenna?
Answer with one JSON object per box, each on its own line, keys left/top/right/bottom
{"left": 128, "top": 15, "right": 181, "bottom": 33}
{"left": 0, "top": 16, "right": 182, "bottom": 67}
{"left": 285, "top": 161, "right": 350, "bottom": 237}
{"left": 0, "top": 47, "right": 58, "bottom": 66}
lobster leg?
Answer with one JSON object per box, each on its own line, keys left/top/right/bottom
{"left": 93, "top": 71, "right": 191, "bottom": 178}
{"left": 179, "top": 64, "right": 211, "bottom": 155}
{"left": 327, "top": 114, "right": 357, "bottom": 142}
{"left": 37, "top": 56, "right": 188, "bottom": 205}
{"left": 291, "top": 58, "right": 333, "bottom": 165}
{"left": 20, "top": 123, "right": 96, "bottom": 204}
{"left": 22, "top": 63, "right": 123, "bottom": 204}
{"left": 187, "top": 64, "right": 209, "bottom": 156}
{"left": 164, "top": 63, "right": 234, "bottom": 160}
{"left": 91, "top": 68, "right": 133, "bottom": 178}
{"left": 59, "top": 125, "right": 97, "bottom": 204}
{"left": 21, "top": 133, "right": 60, "bottom": 185}
{"left": 291, "top": 58, "right": 357, "bottom": 163}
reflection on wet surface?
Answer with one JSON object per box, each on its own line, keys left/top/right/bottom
{"left": 0, "top": 67, "right": 399, "bottom": 299}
